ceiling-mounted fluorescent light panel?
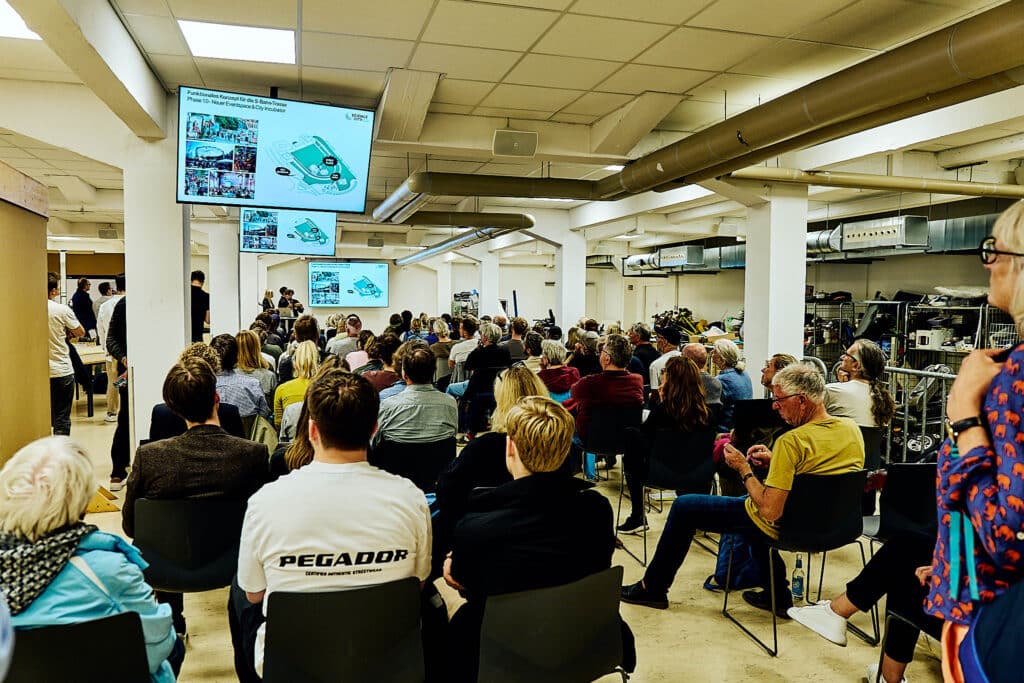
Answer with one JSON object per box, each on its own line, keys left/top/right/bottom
{"left": 0, "top": 1, "right": 39, "bottom": 39}
{"left": 178, "top": 20, "right": 295, "bottom": 64}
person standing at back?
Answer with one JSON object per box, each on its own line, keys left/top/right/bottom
{"left": 92, "top": 281, "right": 113, "bottom": 319}
{"left": 70, "top": 278, "right": 96, "bottom": 340}
{"left": 47, "top": 273, "right": 85, "bottom": 436}
{"left": 190, "top": 270, "right": 210, "bottom": 343}
{"left": 97, "top": 276, "right": 126, "bottom": 423}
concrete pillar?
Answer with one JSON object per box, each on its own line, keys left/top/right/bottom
{"left": 208, "top": 222, "right": 240, "bottom": 336}
{"left": 743, "top": 184, "right": 808, "bottom": 374}
{"left": 478, "top": 252, "right": 501, "bottom": 318}
{"left": 240, "top": 252, "right": 260, "bottom": 324}
{"left": 554, "top": 228, "right": 587, "bottom": 330}
{"left": 434, "top": 261, "right": 452, "bottom": 316}
{"left": 122, "top": 97, "right": 188, "bottom": 443}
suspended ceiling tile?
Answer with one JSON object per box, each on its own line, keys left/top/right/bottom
{"left": 166, "top": 0, "right": 298, "bottom": 28}
{"left": 422, "top": 1, "right": 559, "bottom": 52}
{"left": 300, "top": 67, "right": 386, "bottom": 98}
{"left": 112, "top": 0, "right": 172, "bottom": 16}
{"left": 794, "top": 0, "right": 967, "bottom": 49}
{"left": 5, "top": 158, "right": 57, "bottom": 170}
{"left": 302, "top": 0, "right": 434, "bottom": 40}
{"left": 550, "top": 113, "right": 598, "bottom": 124}
{"left": 481, "top": 0, "right": 573, "bottom": 9}
{"left": 301, "top": 33, "right": 414, "bottom": 72}
{"left": 0, "top": 68, "right": 80, "bottom": 84}
{"left": 637, "top": 27, "right": 776, "bottom": 71}
{"left": 195, "top": 59, "right": 299, "bottom": 88}
{"left": 474, "top": 106, "right": 553, "bottom": 121}
{"left": 533, "top": 14, "right": 673, "bottom": 61}
{"left": 657, "top": 99, "right": 748, "bottom": 132}
{"left": 569, "top": 0, "right": 713, "bottom": 24}
{"left": 124, "top": 14, "right": 189, "bottom": 56}
{"left": 34, "top": 148, "right": 97, "bottom": 162}
{"left": 0, "top": 148, "right": 38, "bottom": 160}
{"left": 597, "top": 64, "right": 712, "bottom": 95}
{"left": 149, "top": 54, "right": 202, "bottom": 87}
{"left": 409, "top": 43, "right": 521, "bottom": 82}
{"left": 428, "top": 103, "right": 475, "bottom": 115}
{"left": 687, "top": 0, "right": 854, "bottom": 38}
{"left": 82, "top": 178, "right": 125, "bottom": 190}
{"left": 433, "top": 79, "right": 494, "bottom": 106}
{"left": 504, "top": 54, "right": 621, "bottom": 91}
{"left": 732, "top": 40, "right": 874, "bottom": 81}
{"left": 479, "top": 83, "right": 582, "bottom": 111}
{"left": 560, "top": 91, "right": 634, "bottom": 116}
{"left": 686, "top": 72, "right": 798, "bottom": 105}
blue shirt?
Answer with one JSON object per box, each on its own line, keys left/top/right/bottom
{"left": 717, "top": 367, "right": 753, "bottom": 431}
{"left": 217, "top": 372, "right": 270, "bottom": 419}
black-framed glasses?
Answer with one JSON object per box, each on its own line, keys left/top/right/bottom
{"left": 979, "top": 236, "right": 1024, "bottom": 265}
{"left": 771, "top": 393, "right": 804, "bottom": 406}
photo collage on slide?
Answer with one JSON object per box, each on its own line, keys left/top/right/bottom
{"left": 310, "top": 267, "right": 341, "bottom": 306}
{"left": 183, "top": 113, "right": 259, "bottom": 200}
{"left": 241, "top": 210, "right": 277, "bottom": 251}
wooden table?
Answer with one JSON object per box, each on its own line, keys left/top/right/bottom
{"left": 73, "top": 343, "right": 107, "bottom": 418}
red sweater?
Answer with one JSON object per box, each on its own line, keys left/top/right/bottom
{"left": 571, "top": 370, "right": 644, "bottom": 439}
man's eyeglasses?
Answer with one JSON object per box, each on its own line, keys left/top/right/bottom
{"left": 771, "top": 393, "right": 804, "bottom": 406}
{"left": 979, "top": 236, "right": 1024, "bottom": 265}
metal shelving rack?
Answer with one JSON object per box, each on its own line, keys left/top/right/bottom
{"left": 804, "top": 301, "right": 856, "bottom": 368}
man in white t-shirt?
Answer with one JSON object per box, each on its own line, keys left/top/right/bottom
{"left": 231, "top": 369, "right": 431, "bottom": 680}
{"left": 47, "top": 272, "right": 85, "bottom": 435}
{"left": 647, "top": 325, "right": 682, "bottom": 393}
{"left": 447, "top": 316, "right": 481, "bottom": 382}
{"left": 97, "top": 275, "right": 125, "bottom": 423}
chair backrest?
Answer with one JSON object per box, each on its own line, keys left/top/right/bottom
{"left": 8, "top": 612, "right": 150, "bottom": 682}
{"left": 478, "top": 566, "right": 625, "bottom": 683}
{"left": 877, "top": 462, "right": 938, "bottom": 540}
{"left": 646, "top": 429, "right": 717, "bottom": 494}
{"left": 251, "top": 414, "right": 279, "bottom": 452}
{"left": 434, "top": 356, "right": 451, "bottom": 383}
{"left": 240, "top": 414, "right": 257, "bottom": 441}
{"left": 583, "top": 406, "right": 643, "bottom": 456}
{"left": 263, "top": 577, "right": 424, "bottom": 683}
{"left": 860, "top": 426, "right": 885, "bottom": 471}
{"left": 451, "top": 360, "right": 467, "bottom": 383}
{"left": 369, "top": 438, "right": 457, "bottom": 493}
{"left": 776, "top": 470, "right": 867, "bottom": 552}
{"left": 133, "top": 497, "right": 247, "bottom": 592}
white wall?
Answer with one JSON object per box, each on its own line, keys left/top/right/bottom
{"left": 499, "top": 264, "right": 556, "bottom": 322}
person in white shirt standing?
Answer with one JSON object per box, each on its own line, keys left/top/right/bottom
{"left": 46, "top": 273, "right": 85, "bottom": 435}
{"left": 231, "top": 369, "right": 431, "bottom": 681}
{"left": 96, "top": 275, "right": 126, "bottom": 423}
{"left": 648, "top": 325, "right": 683, "bottom": 397}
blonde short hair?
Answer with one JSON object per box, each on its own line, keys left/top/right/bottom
{"left": 432, "top": 318, "right": 449, "bottom": 337}
{"left": 992, "top": 201, "right": 1024, "bottom": 337}
{"left": 0, "top": 436, "right": 94, "bottom": 541}
{"left": 179, "top": 342, "right": 222, "bottom": 373}
{"left": 292, "top": 340, "right": 320, "bottom": 380}
{"left": 491, "top": 365, "right": 548, "bottom": 432}
{"left": 505, "top": 396, "right": 575, "bottom": 473}
{"left": 713, "top": 338, "right": 746, "bottom": 372}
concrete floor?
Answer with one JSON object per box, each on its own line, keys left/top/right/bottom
{"left": 69, "top": 394, "right": 943, "bottom": 683}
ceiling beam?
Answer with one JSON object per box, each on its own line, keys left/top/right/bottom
{"left": 375, "top": 69, "right": 441, "bottom": 143}
{"left": 10, "top": 0, "right": 167, "bottom": 139}
{"left": 590, "top": 92, "right": 682, "bottom": 156}
{"left": 936, "top": 132, "right": 1024, "bottom": 169}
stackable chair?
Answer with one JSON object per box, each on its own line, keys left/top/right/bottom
{"left": 722, "top": 470, "right": 869, "bottom": 656}
{"left": 861, "top": 461, "right": 938, "bottom": 555}
{"left": 370, "top": 437, "right": 457, "bottom": 493}
{"left": 478, "top": 567, "right": 630, "bottom": 683}
{"left": 582, "top": 405, "right": 643, "bottom": 481}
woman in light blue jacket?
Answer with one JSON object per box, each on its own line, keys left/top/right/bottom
{"left": 712, "top": 338, "right": 753, "bottom": 432}
{"left": 0, "top": 436, "right": 183, "bottom": 681}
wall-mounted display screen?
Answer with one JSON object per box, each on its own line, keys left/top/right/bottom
{"left": 176, "top": 86, "right": 373, "bottom": 213}
{"left": 308, "top": 261, "right": 389, "bottom": 308}
{"left": 240, "top": 208, "right": 336, "bottom": 256}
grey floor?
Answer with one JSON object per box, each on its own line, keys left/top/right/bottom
{"left": 70, "top": 394, "right": 943, "bottom": 683}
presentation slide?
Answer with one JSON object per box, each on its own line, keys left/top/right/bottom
{"left": 240, "top": 208, "right": 336, "bottom": 256}
{"left": 309, "top": 261, "right": 389, "bottom": 308}
{"left": 177, "top": 87, "right": 373, "bottom": 213}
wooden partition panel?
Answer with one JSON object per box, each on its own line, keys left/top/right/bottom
{"left": 0, "top": 200, "right": 50, "bottom": 464}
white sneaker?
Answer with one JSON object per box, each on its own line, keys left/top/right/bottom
{"left": 109, "top": 478, "right": 125, "bottom": 492}
{"left": 866, "top": 662, "right": 908, "bottom": 683}
{"left": 787, "top": 600, "right": 847, "bottom": 646}
{"left": 104, "top": 413, "right": 117, "bottom": 423}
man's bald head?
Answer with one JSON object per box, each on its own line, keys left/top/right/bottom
{"left": 681, "top": 342, "right": 708, "bottom": 369}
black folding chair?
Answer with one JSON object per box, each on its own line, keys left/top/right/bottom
{"left": 861, "top": 461, "right": 938, "bottom": 554}
{"left": 9, "top": 612, "right": 150, "bottom": 682}
{"left": 582, "top": 405, "right": 643, "bottom": 481}
{"left": 478, "top": 566, "right": 630, "bottom": 683}
{"left": 861, "top": 426, "right": 886, "bottom": 515}
{"left": 133, "top": 498, "right": 247, "bottom": 592}
{"left": 370, "top": 437, "right": 457, "bottom": 493}
{"left": 615, "top": 429, "right": 716, "bottom": 567}
{"left": 722, "top": 470, "right": 869, "bottom": 656}
{"left": 263, "top": 577, "right": 424, "bottom": 683}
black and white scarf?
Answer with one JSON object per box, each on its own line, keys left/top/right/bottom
{"left": 0, "top": 523, "right": 96, "bottom": 615}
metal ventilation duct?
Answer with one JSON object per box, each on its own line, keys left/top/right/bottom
{"left": 393, "top": 213, "right": 535, "bottom": 266}
{"left": 624, "top": 253, "right": 662, "bottom": 271}
{"left": 807, "top": 227, "right": 841, "bottom": 255}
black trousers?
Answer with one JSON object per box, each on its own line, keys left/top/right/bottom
{"left": 110, "top": 384, "right": 130, "bottom": 478}
{"left": 49, "top": 375, "right": 75, "bottom": 435}
{"left": 156, "top": 591, "right": 186, "bottom": 634}
{"left": 228, "top": 580, "right": 264, "bottom": 683}
{"left": 845, "top": 532, "right": 943, "bottom": 663}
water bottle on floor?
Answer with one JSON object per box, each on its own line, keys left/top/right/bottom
{"left": 792, "top": 553, "right": 805, "bottom": 603}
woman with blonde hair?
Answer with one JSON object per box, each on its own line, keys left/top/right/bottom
{"left": 0, "top": 437, "right": 183, "bottom": 681}
{"left": 711, "top": 337, "right": 752, "bottom": 431}
{"left": 270, "top": 356, "right": 343, "bottom": 476}
{"left": 272, "top": 340, "right": 319, "bottom": 425}
{"left": 235, "top": 329, "right": 276, "bottom": 406}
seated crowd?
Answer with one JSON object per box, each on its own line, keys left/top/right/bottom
{"left": 4, "top": 301, "right": 1008, "bottom": 683}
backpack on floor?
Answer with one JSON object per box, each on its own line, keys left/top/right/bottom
{"left": 704, "top": 532, "right": 763, "bottom": 591}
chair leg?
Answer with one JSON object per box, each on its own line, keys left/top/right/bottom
{"left": 847, "top": 542, "right": 881, "bottom": 646}
{"left": 615, "top": 476, "right": 647, "bottom": 567}
{"left": 816, "top": 552, "right": 827, "bottom": 603}
{"left": 722, "top": 544, "right": 779, "bottom": 656}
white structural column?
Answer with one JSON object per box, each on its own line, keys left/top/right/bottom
{"left": 239, "top": 252, "right": 260, "bottom": 323}
{"left": 207, "top": 222, "right": 241, "bottom": 336}
{"left": 550, "top": 226, "right": 586, "bottom": 330}
{"left": 477, "top": 251, "right": 502, "bottom": 317}
{"left": 434, "top": 260, "right": 453, "bottom": 316}
{"left": 742, "top": 184, "right": 808, "bottom": 374}
{"left": 122, "top": 99, "right": 189, "bottom": 442}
